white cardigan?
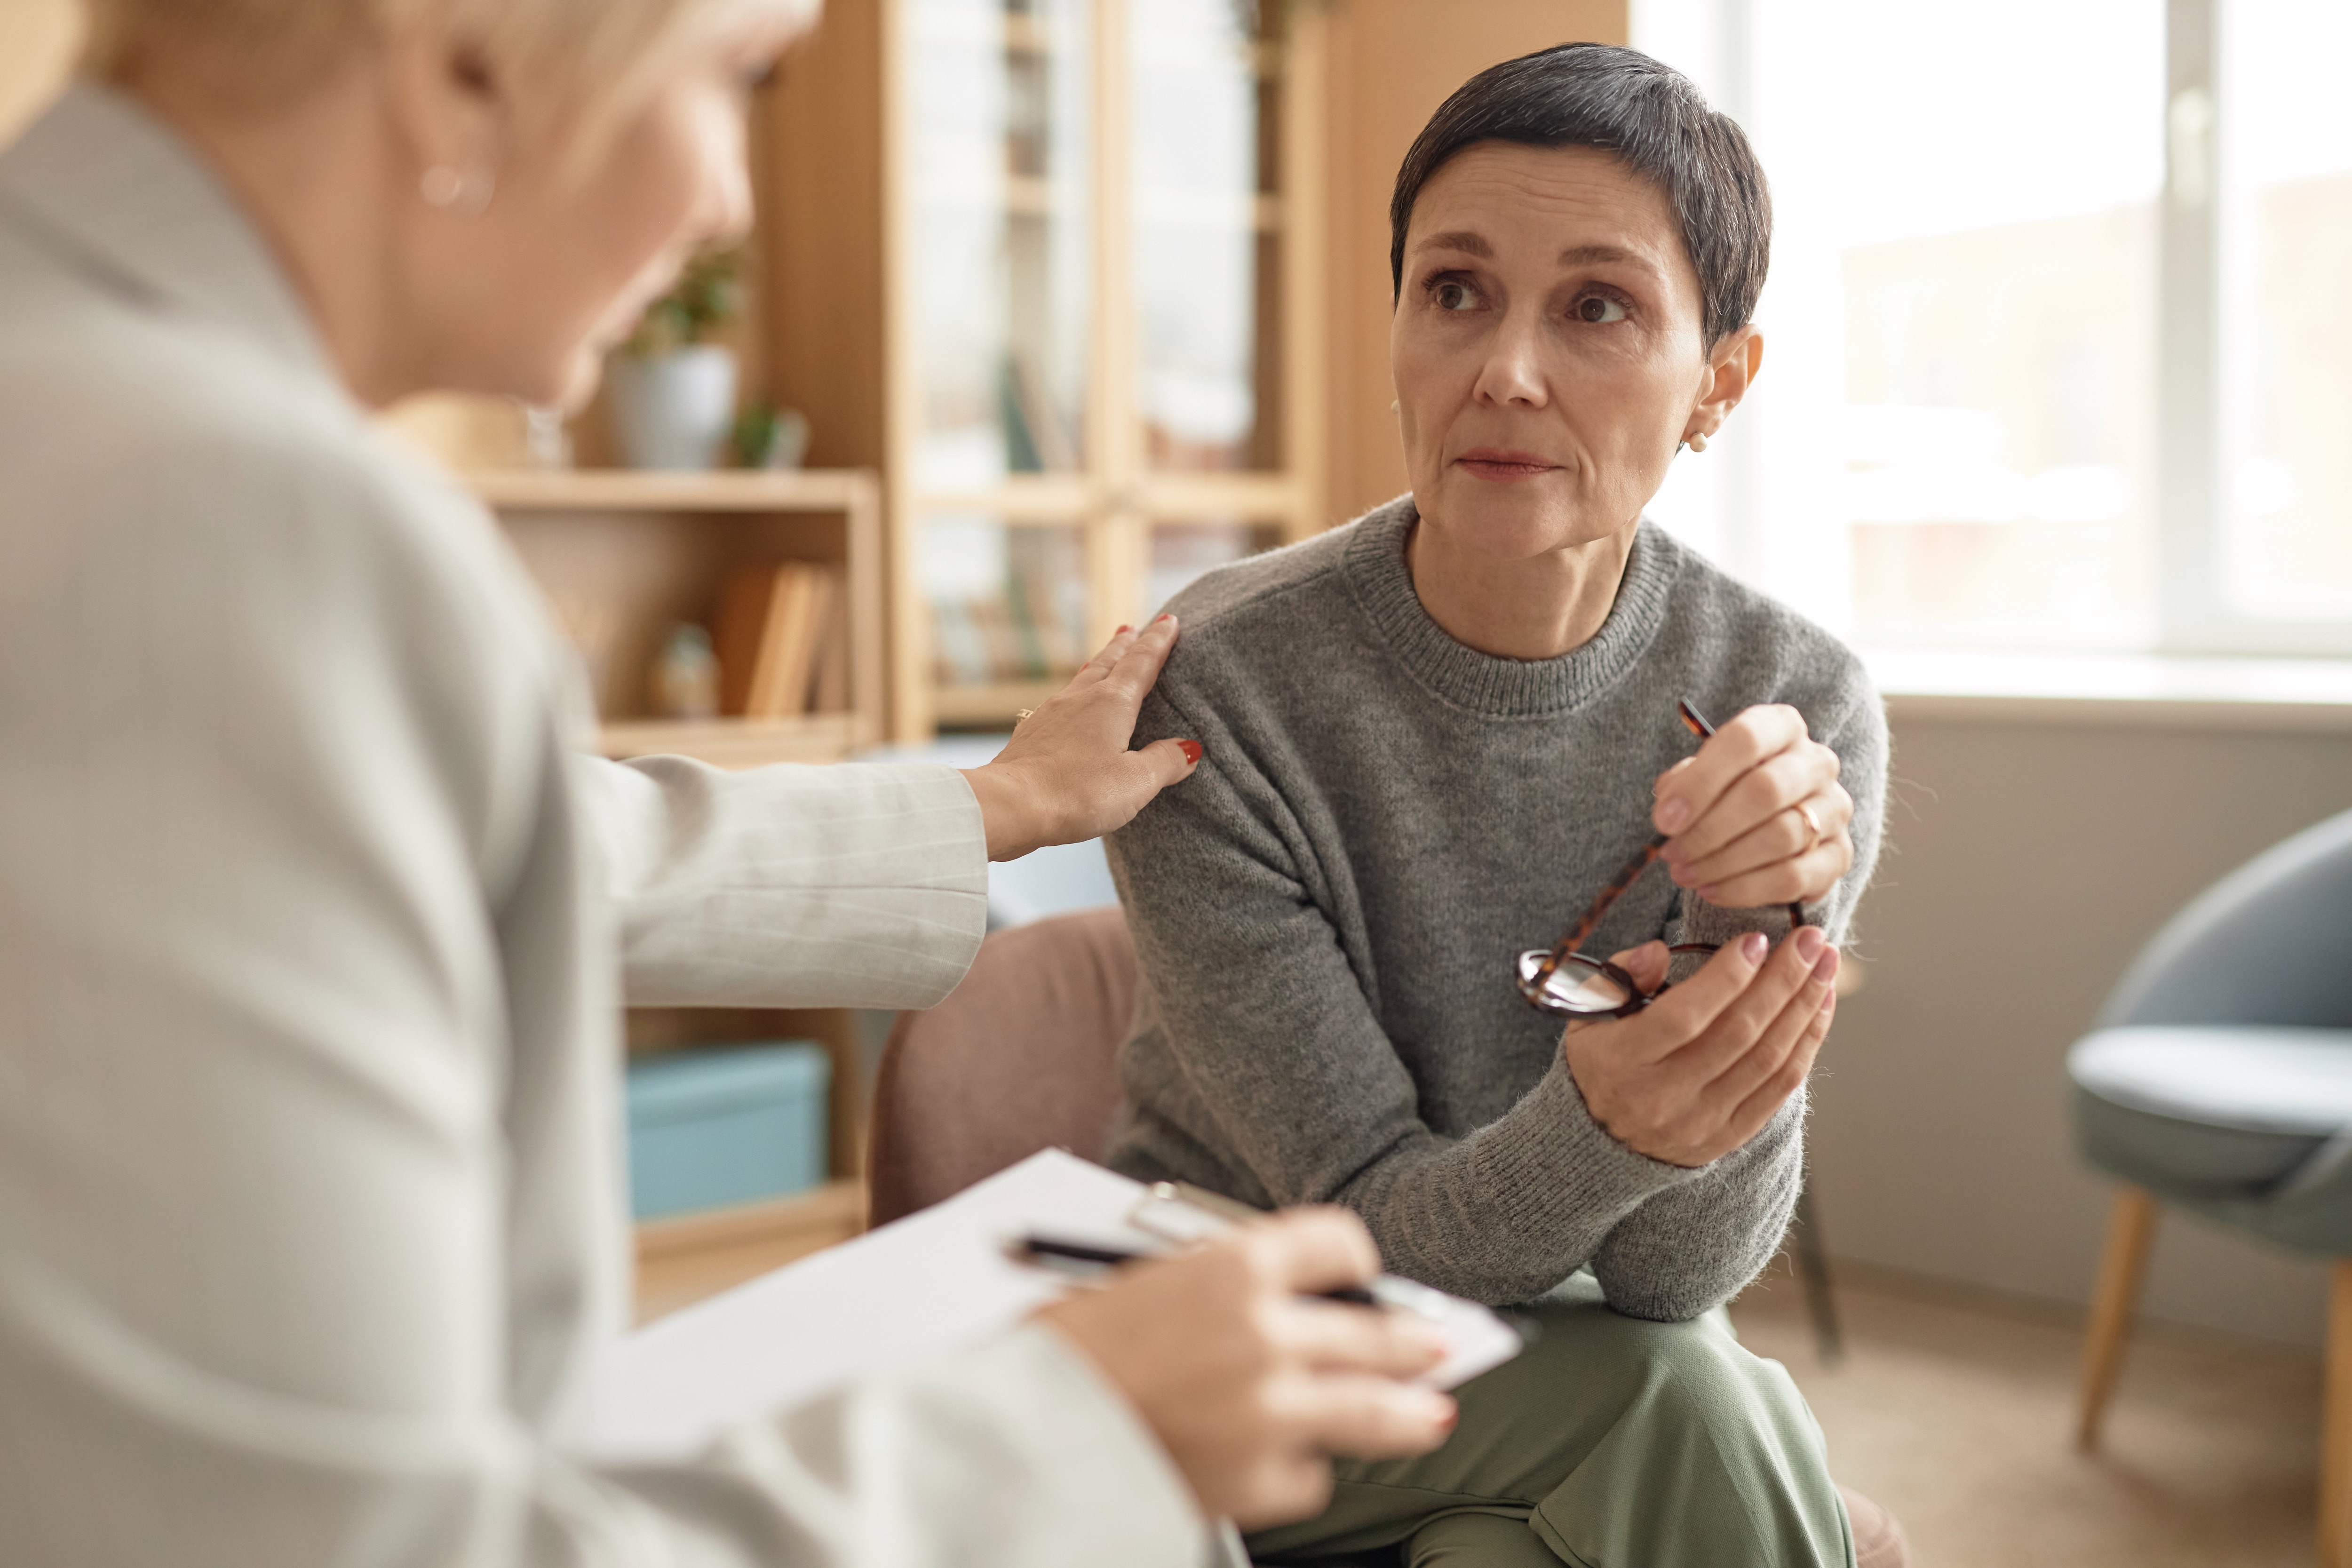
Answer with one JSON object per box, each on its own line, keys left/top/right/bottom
{"left": 0, "top": 85, "right": 1204, "bottom": 1568}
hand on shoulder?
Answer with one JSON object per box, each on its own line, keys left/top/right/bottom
{"left": 960, "top": 615, "right": 1204, "bottom": 861}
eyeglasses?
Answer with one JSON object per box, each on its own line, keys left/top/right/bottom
{"left": 1515, "top": 700, "right": 1810, "bottom": 1019}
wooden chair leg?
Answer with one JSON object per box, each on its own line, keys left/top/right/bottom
{"left": 1792, "top": 1180, "right": 1845, "bottom": 1366}
{"left": 2075, "top": 1186, "right": 2159, "bottom": 1451}
{"left": 2320, "top": 1261, "right": 2352, "bottom": 1568}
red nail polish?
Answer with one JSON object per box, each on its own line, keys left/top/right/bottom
{"left": 1116, "top": 624, "right": 1133, "bottom": 635}
{"left": 1177, "top": 740, "right": 1203, "bottom": 765}
{"left": 1156, "top": 612, "right": 1175, "bottom": 623}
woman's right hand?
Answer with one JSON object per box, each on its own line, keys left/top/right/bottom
{"left": 1038, "top": 1208, "right": 1457, "bottom": 1529}
{"left": 960, "top": 615, "right": 1203, "bottom": 862}
{"left": 1561, "top": 926, "right": 1840, "bottom": 1168}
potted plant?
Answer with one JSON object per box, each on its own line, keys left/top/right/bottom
{"left": 606, "top": 248, "right": 743, "bottom": 470}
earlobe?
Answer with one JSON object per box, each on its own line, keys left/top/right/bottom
{"left": 1679, "top": 326, "right": 1764, "bottom": 453}
{"left": 1708, "top": 324, "right": 1764, "bottom": 406}
{"left": 382, "top": 24, "right": 509, "bottom": 213}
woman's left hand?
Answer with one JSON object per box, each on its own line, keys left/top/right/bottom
{"left": 960, "top": 614, "right": 1204, "bottom": 861}
{"left": 1650, "top": 705, "right": 1853, "bottom": 909}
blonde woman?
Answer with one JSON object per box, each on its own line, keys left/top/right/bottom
{"left": 0, "top": 3, "right": 1456, "bottom": 1564}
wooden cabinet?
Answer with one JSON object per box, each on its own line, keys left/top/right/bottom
{"left": 761, "top": 0, "right": 1330, "bottom": 739}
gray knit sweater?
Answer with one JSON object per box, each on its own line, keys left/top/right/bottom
{"left": 1103, "top": 497, "right": 1887, "bottom": 1320}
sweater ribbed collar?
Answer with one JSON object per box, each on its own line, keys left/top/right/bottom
{"left": 1342, "top": 495, "right": 1682, "bottom": 718}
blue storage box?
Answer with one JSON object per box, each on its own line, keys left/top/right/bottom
{"left": 626, "top": 1043, "right": 831, "bottom": 1219}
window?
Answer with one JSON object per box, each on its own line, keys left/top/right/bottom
{"left": 2211, "top": 0, "right": 2352, "bottom": 633}
{"left": 1631, "top": 0, "right": 2352, "bottom": 657}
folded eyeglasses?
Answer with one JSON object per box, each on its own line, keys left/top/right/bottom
{"left": 1514, "top": 700, "right": 1810, "bottom": 1019}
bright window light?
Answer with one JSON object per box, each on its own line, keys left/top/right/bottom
{"left": 1633, "top": 0, "right": 2352, "bottom": 658}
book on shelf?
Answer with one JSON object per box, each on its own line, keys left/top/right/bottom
{"left": 715, "top": 562, "right": 845, "bottom": 720}
{"left": 806, "top": 571, "right": 850, "bottom": 715}
{"left": 998, "top": 350, "right": 1077, "bottom": 475}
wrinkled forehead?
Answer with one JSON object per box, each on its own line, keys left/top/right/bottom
{"left": 1404, "top": 142, "right": 1700, "bottom": 295}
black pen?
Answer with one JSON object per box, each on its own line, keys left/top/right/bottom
{"left": 1011, "top": 1233, "right": 1380, "bottom": 1307}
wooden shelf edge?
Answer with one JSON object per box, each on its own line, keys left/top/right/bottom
{"left": 599, "top": 715, "right": 865, "bottom": 768}
{"left": 635, "top": 1178, "right": 866, "bottom": 1262}
{"left": 910, "top": 473, "right": 1306, "bottom": 524}
{"left": 633, "top": 1178, "right": 868, "bottom": 1322}
{"left": 930, "top": 679, "right": 1065, "bottom": 726}
{"left": 1137, "top": 473, "right": 1308, "bottom": 521}
{"left": 469, "top": 468, "right": 879, "bottom": 512}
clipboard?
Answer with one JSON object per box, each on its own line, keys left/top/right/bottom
{"left": 576, "top": 1149, "right": 1524, "bottom": 1464}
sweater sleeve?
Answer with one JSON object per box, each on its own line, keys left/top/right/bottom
{"left": 1108, "top": 684, "right": 1718, "bottom": 1308}
{"left": 1591, "top": 667, "right": 1892, "bottom": 1320}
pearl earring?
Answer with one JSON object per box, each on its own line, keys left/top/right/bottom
{"left": 421, "top": 164, "right": 496, "bottom": 215}
{"left": 1683, "top": 431, "right": 1709, "bottom": 454}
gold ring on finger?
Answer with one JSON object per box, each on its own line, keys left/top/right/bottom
{"left": 1015, "top": 708, "right": 1036, "bottom": 723}
{"left": 1793, "top": 801, "right": 1825, "bottom": 853}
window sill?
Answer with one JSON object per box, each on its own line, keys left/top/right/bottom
{"left": 1864, "top": 648, "right": 2352, "bottom": 732}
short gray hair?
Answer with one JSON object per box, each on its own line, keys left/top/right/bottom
{"left": 1389, "top": 43, "right": 1771, "bottom": 348}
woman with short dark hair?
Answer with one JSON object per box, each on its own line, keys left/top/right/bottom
{"left": 1105, "top": 43, "right": 1899, "bottom": 1567}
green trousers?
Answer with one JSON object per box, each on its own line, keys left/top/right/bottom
{"left": 1248, "top": 1275, "right": 1854, "bottom": 1568}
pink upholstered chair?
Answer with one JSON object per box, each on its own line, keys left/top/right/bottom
{"left": 869, "top": 907, "right": 1136, "bottom": 1226}
{"left": 866, "top": 905, "right": 1910, "bottom": 1568}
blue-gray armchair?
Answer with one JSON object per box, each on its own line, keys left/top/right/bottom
{"left": 2067, "top": 806, "right": 2352, "bottom": 1564}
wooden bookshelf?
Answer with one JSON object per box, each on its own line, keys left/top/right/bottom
{"left": 621, "top": 1003, "right": 874, "bottom": 1322}
{"left": 468, "top": 468, "right": 885, "bottom": 768}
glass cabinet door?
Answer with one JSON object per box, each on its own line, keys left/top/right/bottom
{"left": 1146, "top": 517, "right": 1280, "bottom": 615}
{"left": 906, "top": 0, "right": 1095, "bottom": 488}
{"left": 890, "top": 0, "right": 1319, "bottom": 734}
{"left": 1129, "top": 0, "right": 1283, "bottom": 473}
{"left": 922, "top": 515, "right": 1090, "bottom": 714}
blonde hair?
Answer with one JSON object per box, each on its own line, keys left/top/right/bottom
{"left": 83, "top": 0, "right": 812, "bottom": 134}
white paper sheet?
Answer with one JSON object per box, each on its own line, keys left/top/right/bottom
{"left": 575, "top": 1150, "right": 1523, "bottom": 1464}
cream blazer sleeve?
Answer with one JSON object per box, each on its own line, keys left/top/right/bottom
{"left": 577, "top": 753, "right": 999, "bottom": 1009}
{"left": 0, "top": 82, "right": 1209, "bottom": 1568}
